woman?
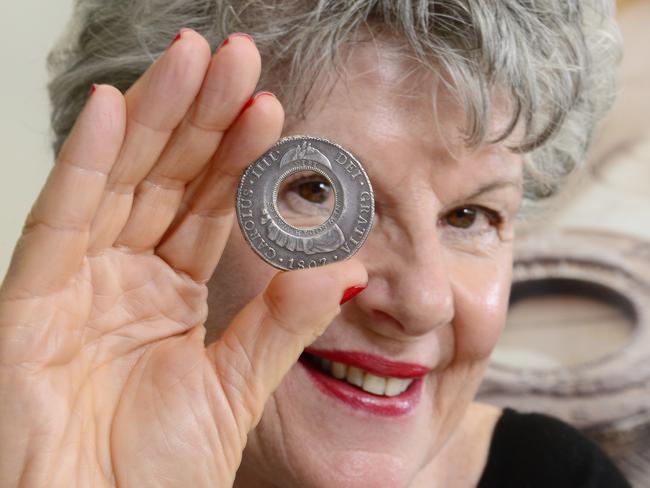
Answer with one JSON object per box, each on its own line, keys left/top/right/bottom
{"left": 0, "top": 1, "right": 630, "bottom": 486}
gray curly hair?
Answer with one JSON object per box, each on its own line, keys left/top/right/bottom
{"left": 47, "top": 0, "right": 621, "bottom": 208}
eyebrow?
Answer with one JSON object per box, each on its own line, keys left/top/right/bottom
{"left": 461, "top": 179, "right": 522, "bottom": 201}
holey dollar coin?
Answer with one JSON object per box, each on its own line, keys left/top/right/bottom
{"left": 236, "top": 135, "right": 375, "bottom": 271}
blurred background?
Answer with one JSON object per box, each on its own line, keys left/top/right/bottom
{"left": 478, "top": 2, "right": 650, "bottom": 486}
{"left": 1, "top": 0, "right": 648, "bottom": 486}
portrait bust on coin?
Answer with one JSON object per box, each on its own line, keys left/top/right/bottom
{"left": 236, "top": 135, "right": 374, "bottom": 270}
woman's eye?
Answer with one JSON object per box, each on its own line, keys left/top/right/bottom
{"left": 446, "top": 207, "right": 477, "bottom": 229}
{"left": 443, "top": 206, "right": 502, "bottom": 232}
{"left": 277, "top": 175, "right": 334, "bottom": 221}
{"left": 296, "top": 179, "right": 332, "bottom": 204}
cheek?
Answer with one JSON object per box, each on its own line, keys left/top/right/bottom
{"left": 450, "top": 254, "right": 512, "bottom": 361}
{"left": 204, "top": 228, "right": 277, "bottom": 343}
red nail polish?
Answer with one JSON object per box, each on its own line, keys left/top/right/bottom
{"left": 241, "top": 95, "right": 256, "bottom": 112}
{"left": 219, "top": 36, "right": 230, "bottom": 49}
{"left": 230, "top": 32, "right": 255, "bottom": 45}
{"left": 340, "top": 285, "right": 367, "bottom": 305}
{"left": 255, "top": 91, "right": 274, "bottom": 99}
{"left": 88, "top": 84, "right": 97, "bottom": 96}
{"left": 239, "top": 91, "right": 275, "bottom": 116}
{"left": 168, "top": 31, "right": 182, "bottom": 49}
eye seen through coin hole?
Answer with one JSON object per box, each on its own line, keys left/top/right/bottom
{"left": 276, "top": 170, "right": 335, "bottom": 229}
{"left": 492, "top": 278, "right": 637, "bottom": 370}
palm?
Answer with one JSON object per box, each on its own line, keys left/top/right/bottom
{"left": 8, "top": 246, "right": 264, "bottom": 487}
{"left": 42, "top": 250, "right": 229, "bottom": 485}
{"left": 0, "top": 31, "right": 366, "bottom": 487}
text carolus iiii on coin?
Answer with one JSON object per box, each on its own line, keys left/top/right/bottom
{"left": 236, "top": 135, "right": 375, "bottom": 271}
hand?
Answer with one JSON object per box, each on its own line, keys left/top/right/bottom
{"left": 0, "top": 30, "right": 366, "bottom": 487}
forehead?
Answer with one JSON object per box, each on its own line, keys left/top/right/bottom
{"left": 283, "top": 40, "right": 523, "bottom": 189}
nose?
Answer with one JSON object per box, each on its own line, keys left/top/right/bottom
{"left": 354, "top": 203, "right": 455, "bottom": 339}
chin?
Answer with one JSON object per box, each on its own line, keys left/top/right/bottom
{"left": 240, "top": 433, "right": 420, "bottom": 488}
{"left": 296, "top": 451, "right": 415, "bottom": 488}
{"left": 237, "top": 359, "right": 438, "bottom": 488}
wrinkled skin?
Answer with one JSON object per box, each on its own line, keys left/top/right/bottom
{"left": 0, "top": 31, "right": 366, "bottom": 487}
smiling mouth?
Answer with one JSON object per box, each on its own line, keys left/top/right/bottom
{"left": 299, "top": 352, "right": 416, "bottom": 397}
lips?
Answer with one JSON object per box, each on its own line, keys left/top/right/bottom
{"left": 303, "top": 347, "right": 432, "bottom": 378}
{"left": 298, "top": 348, "right": 430, "bottom": 416}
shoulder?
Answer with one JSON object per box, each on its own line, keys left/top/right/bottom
{"left": 477, "top": 407, "right": 631, "bottom": 488}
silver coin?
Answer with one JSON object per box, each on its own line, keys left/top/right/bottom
{"left": 236, "top": 135, "right": 374, "bottom": 271}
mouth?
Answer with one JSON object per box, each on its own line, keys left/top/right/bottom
{"left": 298, "top": 351, "right": 426, "bottom": 416}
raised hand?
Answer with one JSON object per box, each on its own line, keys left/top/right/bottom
{"left": 0, "top": 29, "right": 366, "bottom": 487}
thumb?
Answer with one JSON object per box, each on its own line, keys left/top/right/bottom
{"left": 207, "top": 258, "right": 367, "bottom": 434}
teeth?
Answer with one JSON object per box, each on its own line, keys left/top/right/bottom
{"left": 346, "top": 366, "right": 365, "bottom": 388}
{"left": 331, "top": 361, "right": 347, "bottom": 379}
{"left": 362, "top": 373, "right": 387, "bottom": 395}
{"left": 385, "top": 377, "right": 413, "bottom": 397}
{"left": 318, "top": 357, "right": 414, "bottom": 397}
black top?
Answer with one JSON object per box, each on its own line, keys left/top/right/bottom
{"left": 477, "top": 408, "right": 631, "bottom": 488}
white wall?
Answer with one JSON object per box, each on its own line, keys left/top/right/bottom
{"left": 0, "top": 1, "right": 73, "bottom": 277}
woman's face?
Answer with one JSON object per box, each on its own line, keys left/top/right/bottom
{"left": 206, "top": 42, "right": 523, "bottom": 487}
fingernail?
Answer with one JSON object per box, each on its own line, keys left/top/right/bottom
{"left": 168, "top": 31, "right": 183, "bottom": 49}
{"left": 88, "top": 84, "right": 97, "bottom": 96}
{"left": 340, "top": 285, "right": 367, "bottom": 305}
{"left": 241, "top": 95, "right": 256, "bottom": 112}
{"left": 239, "top": 91, "right": 275, "bottom": 114}
{"left": 255, "top": 91, "right": 275, "bottom": 101}
{"left": 218, "top": 32, "right": 255, "bottom": 51}
{"left": 230, "top": 32, "right": 255, "bottom": 45}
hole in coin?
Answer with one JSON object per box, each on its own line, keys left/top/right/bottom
{"left": 492, "top": 278, "right": 637, "bottom": 370}
{"left": 276, "top": 170, "right": 335, "bottom": 229}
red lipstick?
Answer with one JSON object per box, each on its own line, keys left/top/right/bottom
{"left": 303, "top": 347, "right": 431, "bottom": 378}
{"left": 298, "top": 349, "right": 430, "bottom": 416}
